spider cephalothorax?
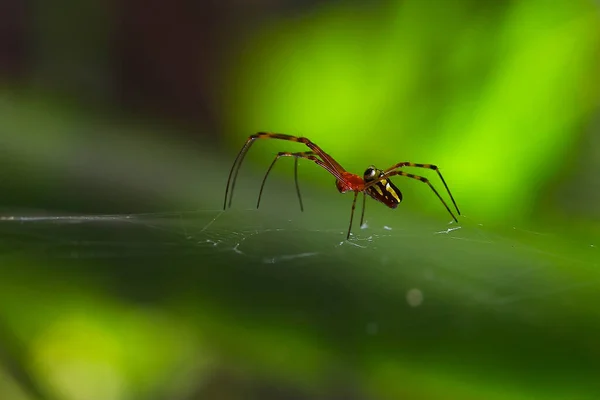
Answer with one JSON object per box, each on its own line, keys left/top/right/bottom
{"left": 224, "top": 132, "right": 460, "bottom": 239}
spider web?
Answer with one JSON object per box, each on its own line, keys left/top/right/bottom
{"left": 1, "top": 206, "right": 596, "bottom": 267}
{"left": 0, "top": 207, "right": 599, "bottom": 399}
{"left": 1, "top": 208, "right": 597, "bottom": 311}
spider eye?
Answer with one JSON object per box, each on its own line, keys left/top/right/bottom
{"left": 364, "top": 167, "right": 377, "bottom": 181}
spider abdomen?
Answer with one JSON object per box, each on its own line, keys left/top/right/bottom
{"left": 363, "top": 166, "right": 402, "bottom": 208}
{"left": 367, "top": 179, "right": 403, "bottom": 208}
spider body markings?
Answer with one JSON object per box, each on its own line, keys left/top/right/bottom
{"left": 223, "top": 132, "right": 461, "bottom": 239}
{"left": 362, "top": 166, "right": 403, "bottom": 208}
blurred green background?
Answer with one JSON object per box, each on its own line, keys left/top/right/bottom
{"left": 1, "top": 0, "right": 599, "bottom": 399}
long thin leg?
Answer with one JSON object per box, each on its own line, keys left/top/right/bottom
{"left": 224, "top": 138, "right": 255, "bottom": 209}
{"left": 224, "top": 132, "right": 346, "bottom": 209}
{"left": 359, "top": 192, "right": 367, "bottom": 227}
{"left": 256, "top": 151, "right": 319, "bottom": 211}
{"left": 381, "top": 162, "right": 461, "bottom": 216}
{"left": 375, "top": 170, "right": 459, "bottom": 223}
{"left": 294, "top": 156, "right": 302, "bottom": 211}
{"left": 347, "top": 191, "right": 359, "bottom": 239}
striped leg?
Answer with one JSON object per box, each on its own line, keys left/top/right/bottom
{"left": 257, "top": 151, "right": 329, "bottom": 212}
{"left": 383, "top": 162, "right": 460, "bottom": 216}
{"left": 224, "top": 132, "right": 345, "bottom": 209}
{"left": 380, "top": 170, "right": 459, "bottom": 223}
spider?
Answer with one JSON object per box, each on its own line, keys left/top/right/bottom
{"left": 223, "top": 132, "right": 461, "bottom": 239}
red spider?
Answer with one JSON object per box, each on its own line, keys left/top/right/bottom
{"left": 223, "top": 133, "right": 461, "bottom": 239}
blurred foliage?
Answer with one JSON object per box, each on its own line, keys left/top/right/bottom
{"left": 223, "top": 0, "right": 600, "bottom": 225}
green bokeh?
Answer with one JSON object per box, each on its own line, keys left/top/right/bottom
{"left": 223, "top": 0, "right": 600, "bottom": 223}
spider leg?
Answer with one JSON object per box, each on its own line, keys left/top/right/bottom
{"left": 382, "top": 162, "right": 461, "bottom": 216}
{"left": 256, "top": 151, "right": 320, "bottom": 211}
{"left": 347, "top": 191, "right": 360, "bottom": 239}
{"left": 224, "top": 132, "right": 347, "bottom": 209}
{"left": 224, "top": 138, "right": 255, "bottom": 209}
{"left": 294, "top": 156, "right": 302, "bottom": 211}
{"left": 372, "top": 170, "right": 459, "bottom": 223}
{"left": 359, "top": 192, "right": 367, "bottom": 227}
